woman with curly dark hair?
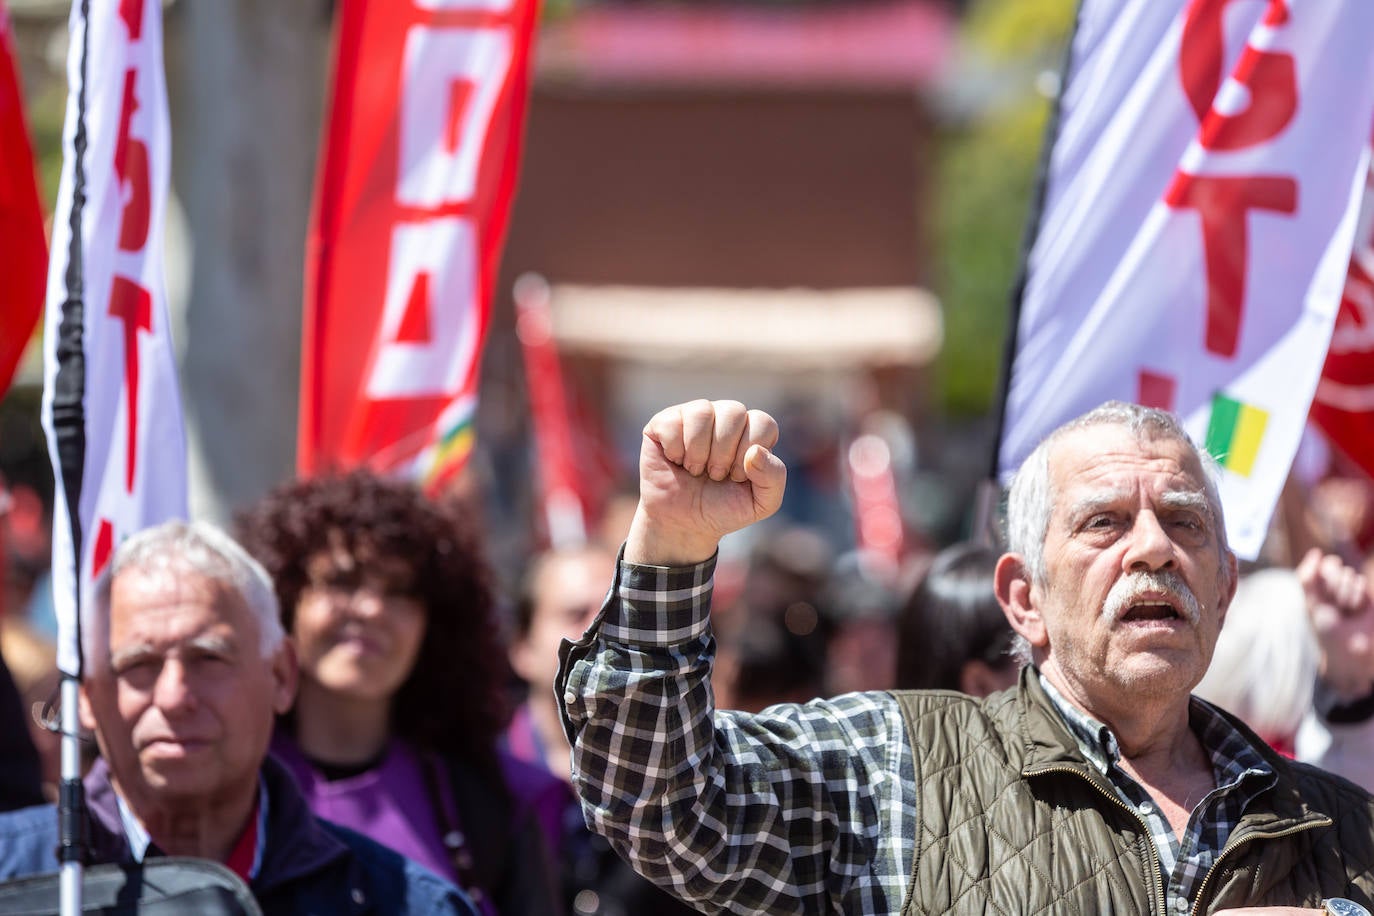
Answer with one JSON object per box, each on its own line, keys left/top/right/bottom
{"left": 235, "top": 470, "right": 562, "bottom": 915}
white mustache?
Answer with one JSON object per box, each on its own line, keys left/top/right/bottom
{"left": 1101, "top": 570, "right": 1201, "bottom": 624}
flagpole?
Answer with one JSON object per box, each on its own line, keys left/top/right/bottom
{"left": 58, "top": 679, "right": 86, "bottom": 915}
{"left": 50, "top": 1, "right": 95, "bottom": 912}
{"left": 981, "top": 0, "right": 1088, "bottom": 509}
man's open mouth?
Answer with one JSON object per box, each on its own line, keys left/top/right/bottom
{"left": 1120, "top": 600, "right": 1182, "bottom": 622}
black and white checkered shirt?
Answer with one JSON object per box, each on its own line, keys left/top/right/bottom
{"left": 557, "top": 552, "right": 1277, "bottom": 915}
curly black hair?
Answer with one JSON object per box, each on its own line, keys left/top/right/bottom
{"left": 235, "top": 470, "right": 509, "bottom": 770}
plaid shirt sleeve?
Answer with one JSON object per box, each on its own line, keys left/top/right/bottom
{"left": 556, "top": 551, "right": 914, "bottom": 915}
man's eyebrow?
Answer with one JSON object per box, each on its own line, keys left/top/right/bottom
{"left": 1159, "top": 490, "right": 1213, "bottom": 515}
{"left": 108, "top": 642, "right": 157, "bottom": 670}
{"left": 186, "top": 634, "right": 236, "bottom": 655}
{"left": 1065, "top": 490, "right": 1131, "bottom": 519}
{"left": 108, "top": 634, "right": 237, "bottom": 670}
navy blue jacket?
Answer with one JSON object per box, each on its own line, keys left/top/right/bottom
{"left": 0, "top": 756, "right": 477, "bottom": 916}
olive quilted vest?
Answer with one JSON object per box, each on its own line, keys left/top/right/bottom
{"left": 892, "top": 673, "right": 1374, "bottom": 915}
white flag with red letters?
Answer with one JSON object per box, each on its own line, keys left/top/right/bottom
{"left": 998, "top": 0, "right": 1374, "bottom": 558}
{"left": 42, "top": 0, "right": 187, "bottom": 677}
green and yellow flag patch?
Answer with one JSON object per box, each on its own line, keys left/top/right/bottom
{"left": 1204, "top": 393, "right": 1269, "bottom": 477}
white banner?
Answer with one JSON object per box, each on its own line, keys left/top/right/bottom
{"left": 42, "top": 0, "right": 187, "bottom": 677}
{"left": 999, "top": 0, "right": 1374, "bottom": 559}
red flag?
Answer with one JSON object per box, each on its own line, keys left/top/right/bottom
{"left": 846, "top": 433, "right": 904, "bottom": 578}
{"left": 0, "top": 3, "right": 46, "bottom": 396}
{"left": 513, "top": 274, "right": 591, "bottom": 548}
{"left": 300, "top": 0, "right": 540, "bottom": 491}
{"left": 1311, "top": 149, "right": 1374, "bottom": 478}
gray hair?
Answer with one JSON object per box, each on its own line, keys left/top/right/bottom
{"left": 1004, "top": 402, "right": 1230, "bottom": 666}
{"left": 1193, "top": 567, "right": 1316, "bottom": 741}
{"left": 86, "top": 520, "right": 284, "bottom": 666}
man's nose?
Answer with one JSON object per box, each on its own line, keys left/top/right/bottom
{"left": 1123, "top": 511, "right": 1176, "bottom": 572}
{"left": 153, "top": 660, "right": 198, "bottom": 714}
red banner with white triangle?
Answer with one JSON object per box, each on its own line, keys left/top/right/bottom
{"left": 300, "top": 0, "right": 539, "bottom": 492}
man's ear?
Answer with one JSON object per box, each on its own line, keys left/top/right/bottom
{"left": 271, "top": 637, "right": 299, "bottom": 716}
{"left": 77, "top": 683, "right": 98, "bottom": 732}
{"left": 995, "top": 553, "right": 1048, "bottom": 650}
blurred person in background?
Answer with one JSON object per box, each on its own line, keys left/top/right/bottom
{"left": 0, "top": 463, "right": 62, "bottom": 797}
{"left": 506, "top": 545, "right": 611, "bottom": 807}
{"left": 0, "top": 616, "right": 59, "bottom": 798}
{"left": 709, "top": 526, "right": 835, "bottom": 709}
{"left": 1296, "top": 548, "right": 1374, "bottom": 790}
{"left": 1194, "top": 567, "right": 1319, "bottom": 756}
{"left": 722, "top": 609, "right": 828, "bottom": 712}
{"left": 0, "top": 431, "right": 57, "bottom": 645}
{"left": 0, "top": 652, "right": 41, "bottom": 811}
{"left": 821, "top": 550, "right": 903, "bottom": 694}
{"left": 0, "top": 477, "right": 43, "bottom": 811}
{"left": 894, "top": 542, "right": 1017, "bottom": 696}
{"left": 506, "top": 542, "right": 696, "bottom": 916}
{"left": 237, "top": 471, "right": 562, "bottom": 916}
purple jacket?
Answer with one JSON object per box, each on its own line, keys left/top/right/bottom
{"left": 271, "top": 731, "right": 564, "bottom": 916}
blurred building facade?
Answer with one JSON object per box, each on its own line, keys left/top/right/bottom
{"left": 482, "top": 0, "right": 956, "bottom": 568}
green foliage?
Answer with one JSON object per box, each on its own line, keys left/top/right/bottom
{"left": 932, "top": 0, "right": 1077, "bottom": 417}
{"left": 935, "top": 105, "right": 1047, "bottom": 415}
{"left": 964, "top": 0, "right": 1078, "bottom": 62}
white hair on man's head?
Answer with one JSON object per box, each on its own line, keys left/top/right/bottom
{"left": 1003, "top": 401, "right": 1231, "bottom": 669}
{"left": 1194, "top": 568, "right": 1316, "bottom": 743}
{"left": 1006, "top": 401, "right": 1228, "bottom": 583}
{"left": 85, "top": 520, "right": 284, "bottom": 666}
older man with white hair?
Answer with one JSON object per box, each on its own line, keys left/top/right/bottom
{"left": 0, "top": 520, "right": 476, "bottom": 916}
{"left": 558, "top": 398, "right": 1374, "bottom": 916}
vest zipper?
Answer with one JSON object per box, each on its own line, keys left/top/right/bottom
{"left": 1025, "top": 765, "right": 1167, "bottom": 916}
{"left": 1187, "top": 818, "right": 1331, "bottom": 916}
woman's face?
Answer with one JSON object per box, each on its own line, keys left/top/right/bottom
{"left": 292, "top": 541, "right": 427, "bottom": 704}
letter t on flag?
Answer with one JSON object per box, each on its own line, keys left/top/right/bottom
{"left": 42, "top": 0, "right": 187, "bottom": 679}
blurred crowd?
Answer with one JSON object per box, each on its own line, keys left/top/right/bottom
{"left": 4, "top": 416, "right": 1374, "bottom": 914}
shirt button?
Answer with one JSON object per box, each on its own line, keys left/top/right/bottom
{"left": 1174, "top": 897, "right": 1190, "bottom": 912}
{"left": 1138, "top": 802, "right": 1154, "bottom": 815}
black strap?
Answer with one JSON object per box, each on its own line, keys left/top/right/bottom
{"left": 420, "top": 753, "right": 511, "bottom": 909}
